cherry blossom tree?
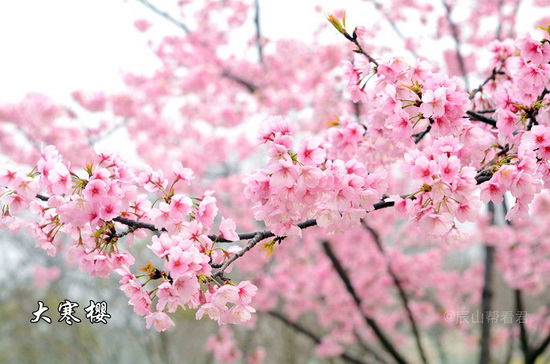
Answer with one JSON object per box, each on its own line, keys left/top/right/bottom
{"left": 1, "top": 0, "right": 550, "bottom": 363}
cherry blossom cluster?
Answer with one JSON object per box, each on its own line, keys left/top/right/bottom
{"left": 0, "top": 145, "right": 257, "bottom": 331}
{"left": 346, "top": 54, "right": 471, "bottom": 143}
{"left": 243, "top": 116, "right": 388, "bottom": 236}
{"left": 479, "top": 135, "right": 542, "bottom": 221}
{"left": 470, "top": 31, "right": 550, "bottom": 220}
{"left": 399, "top": 136, "right": 481, "bottom": 236}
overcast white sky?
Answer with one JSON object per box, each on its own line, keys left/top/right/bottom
{"left": 0, "top": 0, "right": 543, "bottom": 105}
{"left": 0, "top": 0, "right": 372, "bottom": 103}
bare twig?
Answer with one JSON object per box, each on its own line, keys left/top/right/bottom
{"left": 470, "top": 66, "right": 504, "bottom": 100}
{"left": 134, "top": 0, "right": 191, "bottom": 34}
{"left": 212, "top": 230, "right": 274, "bottom": 281}
{"left": 531, "top": 333, "right": 550, "bottom": 362}
{"left": 372, "top": 0, "right": 418, "bottom": 58}
{"left": 220, "top": 71, "right": 258, "bottom": 93}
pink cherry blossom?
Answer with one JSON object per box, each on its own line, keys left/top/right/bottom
{"left": 145, "top": 311, "right": 175, "bottom": 332}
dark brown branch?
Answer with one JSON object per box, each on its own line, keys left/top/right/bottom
{"left": 466, "top": 111, "right": 497, "bottom": 128}
{"left": 442, "top": 0, "right": 469, "bottom": 90}
{"left": 113, "top": 216, "right": 161, "bottom": 232}
{"left": 469, "top": 66, "right": 504, "bottom": 100}
{"left": 134, "top": 0, "right": 191, "bottom": 34}
{"left": 479, "top": 202, "right": 496, "bottom": 364}
{"left": 212, "top": 230, "right": 275, "bottom": 280}
{"left": 531, "top": 333, "right": 550, "bottom": 362}
{"left": 362, "top": 221, "right": 429, "bottom": 364}
{"left": 321, "top": 241, "right": 409, "bottom": 364}
{"left": 515, "top": 289, "right": 531, "bottom": 363}
{"left": 526, "top": 88, "right": 549, "bottom": 131}
{"left": 267, "top": 311, "right": 369, "bottom": 364}
{"left": 477, "top": 109, "right": 497, "bottom": 114}
{"left": 343, "top": 30, "right": 379, "bottom": 68}
{"left": 413, "top": 124, "right": 432, "bottom": 144}
{"left": 221, "top": 71, "right": 258, "bottom": 93}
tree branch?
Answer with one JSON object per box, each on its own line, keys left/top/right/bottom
{"left": 134, "top": 0, "right": 191, "bottom": 34}
{"left": 413, "top": 121, "right": 433, "bottom": 144}
{"left": 479, "top": 202, "right": 496, "bottom": 364}
{"left": 531, "top": 333, "right": 550, "bottom": 362}
{"left": 267, "top": 311, "right": 369, "bottom": 364}
{"left": 515, "top": 289, "right": 531, "bottom": 363}
{"left": 526, "top": 88, "right": 549, "bottom": 131}
{"left": 469, "top": 66, "right": 504, "bottom": 100}
{"left": 220, "top": 71, "right": 259, "bottom": 93}
{"left": 212, "top": 230, "right": 275, "bottom": 281}
{"left": 321, "top": 241, "right": 409, "bottom": 364}
{"left": 466, "top": 111, "right": 497, "bottom": 128}
{"left": 361, "top": 220, "right": 429, "bottom": 364}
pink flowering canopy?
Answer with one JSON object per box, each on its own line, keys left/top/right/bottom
{"left": 1, "top": 0, "right": 550, "bottom": 363}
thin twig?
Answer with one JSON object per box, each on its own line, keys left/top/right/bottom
{"left": 515, "top": 289, "right": 531, "bottom": 363}
{"left": 220, "top": 71, "right": 258, "bottom": 93}
{"left": 469, "top": 66, "right": 504, "bottom": 100}
{"left": 372, "top": 0, "right": 418, "bottom": 58}
{"left": 413, "top": 124, "right": 432, "bottom": 144}
{"left": 134, "top": 0, "right": 191, "bottom": 34}
{"left": 212, "top": 230, "right": 273, "bottom": 281}
{"left": 526, "top": 88, "right": 549, "bottom": 131}
{"left": 531, "top": 333, "right": 550, "bottom": 362}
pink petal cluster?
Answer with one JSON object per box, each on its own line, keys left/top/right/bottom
{"left": 244, "top": 116, "right": 387, "bottom": 236}
{"left": 401, "top": 136, "right": 480, "bottom": 236}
